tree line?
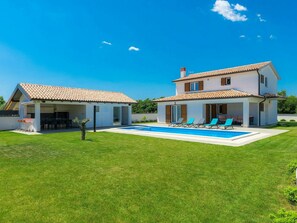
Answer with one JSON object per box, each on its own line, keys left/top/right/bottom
{"left": 278, "top": 90, "right": 297, "bottom": 114}
{"left": 132, "top": 98, "right": 159, "bottom": 114}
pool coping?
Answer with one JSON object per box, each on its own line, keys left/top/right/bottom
{"left": 100, "top": 125, "right": 287, "bottom": 147}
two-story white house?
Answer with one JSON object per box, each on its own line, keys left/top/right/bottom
{"left": 155, "top": 61, "right": 280, "bottom": 127}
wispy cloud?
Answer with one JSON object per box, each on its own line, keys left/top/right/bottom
{"left": 257, "top": 14, "right": 266, "bottom": 22}
{"left": 128, "top": 46, "right": 140, "bottom": 51}
{"left": 257, "top": 35, "right": 262, "bottom": 39}
{"left": 239, "top": 34, "right": 246, "bottom": 38}
{"left": 212, "top": 0, "right": 248, "bottom": 22}
{"left": 233, "top": 3, "right": 247, "bottom": 11}
{"left": 102, "top": 41, "right": 112, "bottom": 46}
{"left": 269, "top": 34, "right": 276, "bottom": 40}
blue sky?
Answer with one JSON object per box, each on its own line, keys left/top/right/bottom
{"left": 0, "top": 0, "right": 296, "bottom": 100}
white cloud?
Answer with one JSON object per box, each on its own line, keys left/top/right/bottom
{"left": 212, "top": 0, "right": 248, "bottom": 22}
{"left": 257, "top": 14, "right": 266, "bottom": 22}
{"left": 102, "top": 41, "right": 112, "bottom": 46}
{"left": 128, "top": 46, "right": 140, "bottom": 51}
{"left": 239, "top": 35, "right": 246, "bottom": 38}
{"left": 234, "top": 3, "right": 247, "bottom": 11}
{"left": 257, "top": 35, "right": 262, "bottom": 39}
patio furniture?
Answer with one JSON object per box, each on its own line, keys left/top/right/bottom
{"left": 182, "top": 118, "right": 195, "bottom": 127}
{"left": 169, "top": 118, "right": 184, "bottom": 127}
{"left": 219, "top": 118, "right": 234, "bottom": 129}
{"left": 194, "top": 118, "right": 205, "bottom": 128}
{"left": 204, "top": 118, "right": 219, "bottom": 128}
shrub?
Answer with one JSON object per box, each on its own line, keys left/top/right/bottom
{"left": 270, "top": 209, "right": 297, "bottom": 223}
{"left": 284, "top": 187, "right": 297, "bottom": 204}
{"left": 290, "top": 120, "right": 296, "bottom": 122}
{"left": 281, "top": 119, "right": 287, "bottom": 122}
{"left": 288, "top": 161, "right": 297, "bottom": 174}
{"left": 141, "top": 116, "right": 147, "bottom": 122}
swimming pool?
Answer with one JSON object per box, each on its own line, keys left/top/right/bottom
{"left": 121, "top": 126, "right": 251, "bottom": 139}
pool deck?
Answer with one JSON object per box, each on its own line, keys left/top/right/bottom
{"left": 99, "top": 124, "right": 287, "bottom": 147}
{"left": 10, "top": 124, "right": 288, "bottom": 147}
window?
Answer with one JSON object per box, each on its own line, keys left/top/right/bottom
{"left": 221, "top": 77, "right": 231, "bottom": 86}
{"left": 265, "top": 77, "right": 268, "bottom": 87}
{"left": 190, "top": 82, "right": 198, "bottom": 91}
{"left": 190, "top": 81, "right": 203, "bottom": 91}
{"left": 95, "top": 106, "right": 100, "bottom": 112}
{"left": 260, "top": 75, "right": 265, "bottom": 84}
{"left": 260, "top": 103, "right": 264, "bottom": 112}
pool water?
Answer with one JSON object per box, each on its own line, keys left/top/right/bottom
{"left": 121, "top": 126, "right": 251, "bottom": 139}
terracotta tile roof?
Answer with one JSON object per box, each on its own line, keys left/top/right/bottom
{"left": 154, "top": 89, "right": 262, "bottom": 102}
{"left": 19, "top": 83, "right": 136, "bottom": 104}
{"left": 173, "top": 61, "right": 271, "bottom": 82}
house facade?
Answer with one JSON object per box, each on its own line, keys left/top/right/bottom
{"left": 4, "top": 83, "right": 136, "bottom": 132}
{"left": 155, "top": 61, "right": 280, "bottom": 127}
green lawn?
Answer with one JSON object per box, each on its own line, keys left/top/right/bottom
{"left": 0, "top": 127, "right": 296, "bottom": 223}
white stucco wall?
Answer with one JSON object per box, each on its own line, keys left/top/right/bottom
{"left": 278, "top": 114, "right": 297, "bottom": 121}
{"left": 131, "top": 113, "right": 157, "bottom": 122}
{"left": 85, "top": 103, "right": 132, "bottom": 128}
{"left": 0, "top": 117, "right": 19, "bottom": 130}
{"left": 259, "top": 65, "right": 278, "bottom": 95}
{"left": 175, "top": 71, "right": 259, "bottom": 95}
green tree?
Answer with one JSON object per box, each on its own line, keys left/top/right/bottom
{"left": 73, "top": 118, "right": 90, "bottom": 140}
{"left": 278, "top": 90, "right": 297, "bottom": 114}
{"left": 0, "top": 96, "right": 5, "bottom": 110}
{"left": 132, "top": 98, "right": 159, "bottom": 114}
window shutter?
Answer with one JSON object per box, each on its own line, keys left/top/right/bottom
{"left": 199, "top": 81, "right": 204, "bottom": 90}
{"left": 221, "top": 78, "right": 226, "bottom": 86}
{"left": 181, "top": 104, "right": 187, "bottom": 122}
{"left": 165, "top": 105, "right": 172, "bottom": 123}
{"left": 222, "top": 104, "right": 227, "bottom": 114}
{"left": 185, "top": 83, "right": 190, "bottom": 92}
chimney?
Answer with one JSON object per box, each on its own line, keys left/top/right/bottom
{"left": 180, "top": 67, "right": 186, "bottom": 78}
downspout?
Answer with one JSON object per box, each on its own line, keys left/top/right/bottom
{"left": 257, "top": 69, "right": 265, "bottom": 126}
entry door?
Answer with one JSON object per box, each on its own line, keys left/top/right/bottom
{"left": 205, "top": 104, "right": 217, "bottom": 123}
{"left": 113, "top": 107, "right": 121, "bottom": 125}
{"left": 206, "top": 104, "right": 210, "bottom": 123}
{"left": 121, "top": 106, "right": 129, "bottom": 125}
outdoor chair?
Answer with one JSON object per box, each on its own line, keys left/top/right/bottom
{"left": 204, "top": 118, "right": 219, "bottom": 128}
{"left": 169, "top": 118, "right": 184, "bottom": 127}
{"left": 194, "top": 118, "right": 205, "bottom": 128}
{"left": 182, "top": 118, "right": 195, "bottom": 127}
{"left": 219, "top": 118, "right": 234, "bottom": 129}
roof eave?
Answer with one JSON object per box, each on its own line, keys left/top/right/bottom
{"left": 155, "top": 95, "right": 263, "bottom": 103}
{"left": 31, "top": 98, "right": 137, "bottom": 104}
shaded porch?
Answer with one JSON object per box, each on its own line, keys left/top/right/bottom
{"left": 20, "top": 102, "right": 86, "bottom": 132}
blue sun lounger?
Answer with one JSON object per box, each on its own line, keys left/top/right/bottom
{"left": 182, "top": 118, "right": 195, "bottom": 127}
{"left": 204, "top": 118, "right": 219, "bottom": 128}
{"left": 219, "top": 118, "right": 234, "bottom": 129}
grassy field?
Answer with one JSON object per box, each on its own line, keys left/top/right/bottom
{"left": 0, "top": 127, "right": 296, "bottom": 223}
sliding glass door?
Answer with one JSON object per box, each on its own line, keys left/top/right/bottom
{"left": 171, "top": 105, "right": 181, "bottom": 122}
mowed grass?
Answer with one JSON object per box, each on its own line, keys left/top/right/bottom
{"left": 0, "top": 127, "right": 296, "bottom": 223}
